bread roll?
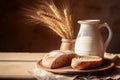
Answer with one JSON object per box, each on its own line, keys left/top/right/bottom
{"left": 71, "top": 56, "right": 103, "bottom": 70}
{"left": 41, "top": 50, "right": 77, "bottom": 69}
{"left": 62, "top": 50, "right": 78, "bottom": 65}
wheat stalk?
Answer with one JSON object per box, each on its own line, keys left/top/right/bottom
{"left": 30, "top": 13, "right": 66, "bottom": 38}
{"left": 25, "top": 0, "right": 74, "bottom": 39}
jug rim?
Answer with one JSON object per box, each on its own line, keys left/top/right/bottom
{"left": 78, "top": 19, "right": 100, "bottom": 24}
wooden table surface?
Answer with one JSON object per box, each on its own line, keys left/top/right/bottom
{"left": 0, "top": 52, "right": 46, "bottom": 80}
{"left": 0, "top": 52, "right": 120, "bottom": 80}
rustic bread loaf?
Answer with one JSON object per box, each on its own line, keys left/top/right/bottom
{"left": 71, "top": 56, "right": 103, "bottom": 70}
{"left": 41, "top": 50, "right": 77, "bottom": 69}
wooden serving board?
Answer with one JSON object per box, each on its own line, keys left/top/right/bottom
{"left": 37, "top": 59, "right": 115, "bottom": 74}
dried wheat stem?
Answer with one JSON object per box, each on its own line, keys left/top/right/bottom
{"left": 25, "top": 0, "right": 74, "bottom": 39}
{"left": 42, "top": 16, "right": 66, "bottom": 38}
{"left": 49, "top": 1, "right": 62, "bottom": 20}
{"left": 36, "top": 11, "right": 68, "bottom": 38}
{"left": 63, "top": 9, "right": 71, "bottom": 39}
{"left": 36, "top": 11, "right": 63, "bottom": 24}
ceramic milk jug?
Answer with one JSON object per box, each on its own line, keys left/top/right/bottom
{"left": 75, "top": 20, "right": 112, "bottom": 58}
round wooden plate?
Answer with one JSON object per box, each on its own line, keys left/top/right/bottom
{"left": 37, "top": 59, "right": 115, "bottom": 74}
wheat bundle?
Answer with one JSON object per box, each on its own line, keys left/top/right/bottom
{"left": 25, "top": 0, "right": 74, "bottom": 39}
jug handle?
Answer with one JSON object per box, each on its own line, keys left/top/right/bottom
{"left": 99, "top": 23, "right": 113, "bottom": 50}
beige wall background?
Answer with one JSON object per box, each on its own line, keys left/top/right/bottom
{"left": 0, "top": 0, "right": 120, "bottom": 53}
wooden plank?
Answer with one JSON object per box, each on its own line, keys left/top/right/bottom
{"left": 0, "top": 53, "right": 45, "bottom": 61}
{"left": 0, "top": 53, "right": 45, "bottom": 79}
{"left": 0, "top": 62, "right": 36, "bottom": 76}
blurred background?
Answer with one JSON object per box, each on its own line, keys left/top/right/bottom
{"left": 0, "top": 0, "right": 120, "bottom": 53}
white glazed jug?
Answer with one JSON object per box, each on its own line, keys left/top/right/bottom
{"left": 75, "top": 20, "right": 112, "bottom": 58}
